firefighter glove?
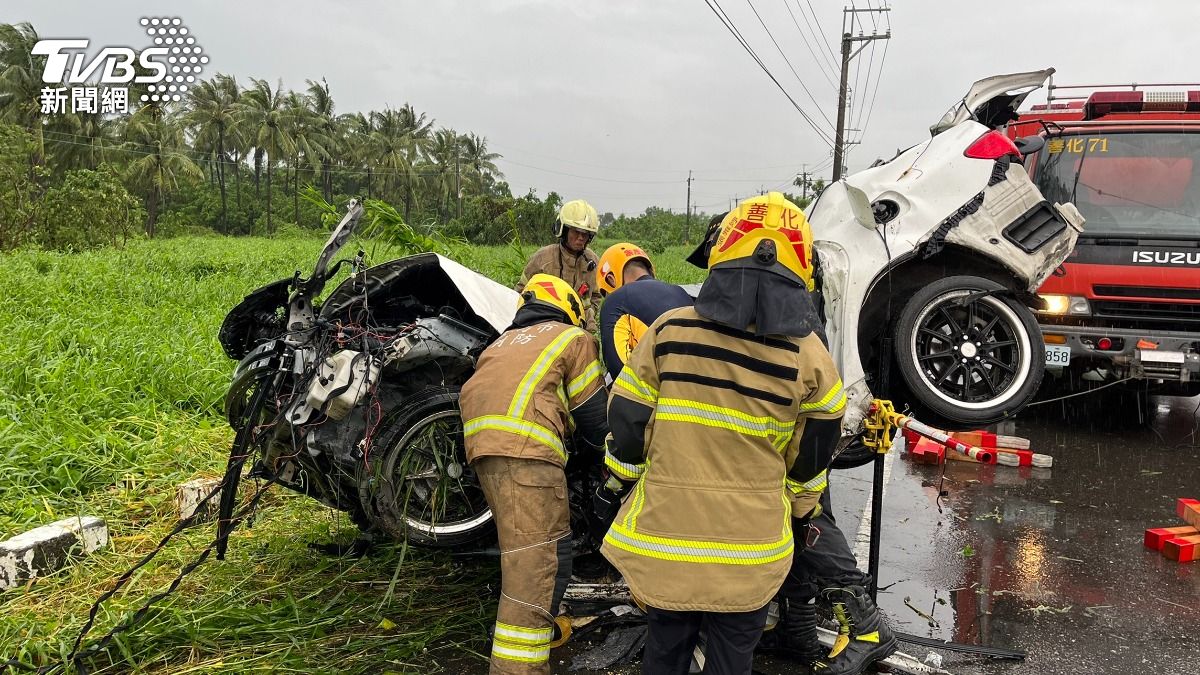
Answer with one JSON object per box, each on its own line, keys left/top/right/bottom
{"left": 588, "top": 482, "right": 626, "bottom": 544}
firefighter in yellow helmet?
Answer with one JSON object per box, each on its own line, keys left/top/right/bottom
{"left": 597, "top": 193, "right": 844, "bottom": 674}
{"left": 516, "top": 199, "right": 603, "bottom": 331}
{"left": 460, "top": 274, "right": 609, "bottom": 674}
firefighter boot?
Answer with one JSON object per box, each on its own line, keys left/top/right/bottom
{"left": 814, "top": 586, "right": 897, "bottom": 675}
{"left": 777, "top": 598, "right": 827, "bottom": 671}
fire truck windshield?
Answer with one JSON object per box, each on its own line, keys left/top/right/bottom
{"left": 1035, "top": 132, "right": 1200, "bottom": 240}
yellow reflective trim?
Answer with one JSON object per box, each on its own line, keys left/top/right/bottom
{"left": 495, "top": 621, "right": 553, "bottom": 645}
{"left": 785, "top": 469, "right": 828, "bottom": 495}
{"left": 508, "top": 328, "right": 584, "bottom": 418}
{"left": 604, "top": 450, "right": 644, "bottom": 480}
{"left": 857, "top": 630, "right": 881, "bottom": 644}
{"left": 654, "top": 398, "right": 793, "bottom": 449}
{"left": 604, "top": 521, "right": 793, "bottom": 565}
{"left": 800, "top": 379, "right": 846, "bottom": 414}
{"left": 567, "top": 359, "right": 603, "bottom": 399}
{"left": 464, "top": 415, "right": 567, "bottom": 462}
{"left": 614, "top": 366, "right": 658, "bottom": 404}
{"left": 623, "top": 471, "right": 648, "bottom": 531}
{"left": 492, "top": 641, "right": 550, "bottom": 663}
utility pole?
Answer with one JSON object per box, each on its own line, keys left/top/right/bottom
{"left": 796, "top": 165, "right": 812, "bottom": 201}
{"left": 832, "top": 6, "right": 890, "bottom": 182}
{"left": 454, "top": 150, "right": 462, "bottom": 220}
{"left": 685, "top": 170, "right": 693, "bottom": 244}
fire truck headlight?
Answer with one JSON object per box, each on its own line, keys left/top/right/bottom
{"left": 1039, "top": 294, "right": 1091, "bottom": 316}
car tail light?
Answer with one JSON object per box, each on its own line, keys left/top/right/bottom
{"left": 1097, "top": 337, "right": 1113, "bottom": 350}
{"left": 964, "top": 130, "right": 1022, "bottom": 160}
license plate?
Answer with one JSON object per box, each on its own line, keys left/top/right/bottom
{"left": 1140, "top": 350, "right": 1185, "bottom": 364}
{"left": 1045, "top": 345, "right": 1071, "bottom": 366}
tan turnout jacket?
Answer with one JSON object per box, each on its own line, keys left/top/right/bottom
{"left": 600, "top": 306, "right": 845, "bottom": 612}
{"left": 517, "top": 244, "right": 602, "bottom": 330}
{"left": 461, "top": 320, "right": 605, "bottom": 467}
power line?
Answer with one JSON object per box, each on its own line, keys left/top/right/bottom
{"left": 803, "top": 0, "right": 840, "bottom": 66}
{"left": 703, "top": 0, "right": 835, "bottom": 148}
{"left": 743, "top": 0, "right": 836, "bottom": 132}
{"left": 781, "top": 0, "right": 839, "bottom": 91}
{"left": 855, "top": 27, "right": 890, "bottom": 146}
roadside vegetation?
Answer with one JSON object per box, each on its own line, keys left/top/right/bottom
{"left": 0, "top": 19, "right": 719, "bottom": 670}
{"left": 0, "top": 235, "right": 702, "bottom": 673}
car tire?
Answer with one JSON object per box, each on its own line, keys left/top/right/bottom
{"left": 892, "top": 275, "right": 1044, "bottom": 426}
{"left": 360, "top": 387, "right": 494, "bottom": 548}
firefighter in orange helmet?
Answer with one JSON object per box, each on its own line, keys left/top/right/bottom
{"left": 595, "top": 242, "right": 694, "bottom": 381}
{"left": 460, "top": 274, "right": 609, "bottom": 674}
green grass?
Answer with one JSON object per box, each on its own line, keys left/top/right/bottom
{"left": 0, "top": 234, "right": 702, "bottom": 673}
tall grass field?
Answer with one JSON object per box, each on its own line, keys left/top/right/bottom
{"left": 0, "top": 235, "right": 703, "bottom": 673}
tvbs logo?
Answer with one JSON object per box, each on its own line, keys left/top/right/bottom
{"left": 34, "top": 17, "right": 207, "bottom": 110}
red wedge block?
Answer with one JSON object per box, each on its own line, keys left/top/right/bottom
{"left": 1177, "top": 499, "right": 1200, "bottom": 528}
{"left": 1162, "top": 534, "right": 1200, "bottom": 562}
{"left": 1145, "top": 526, "right": 1199, "bottom": 551}
{"left": 908, "top": 437, "right": 944, "bottom": 464}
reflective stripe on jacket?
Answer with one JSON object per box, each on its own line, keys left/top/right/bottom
{"left": 461, "top": 321, "right": 604, "bottom": 467}
{"left": 600, "top": 306, "right": 845, "bottom": 612}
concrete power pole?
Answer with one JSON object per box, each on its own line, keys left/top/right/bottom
{"left": 832, "top": 6, "right": 890, "bottom": 182}
{"left": 684, "top": 170, "right": 693, "bottom": 244}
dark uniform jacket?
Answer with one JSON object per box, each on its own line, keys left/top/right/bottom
{"left": 599, "top": 277, "right": 694, "bottom": 380}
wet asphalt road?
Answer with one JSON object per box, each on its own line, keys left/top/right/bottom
{"left": 819, "top": 393, "right": 1200, "bottom": 675}
{"left": 481, "top": 394, "right": 1200, "bottom": 675}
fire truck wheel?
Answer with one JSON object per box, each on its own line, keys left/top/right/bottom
{"left": 893, "top": 275, "right": 1044, "bottom": 426}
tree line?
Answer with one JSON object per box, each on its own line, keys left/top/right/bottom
{"left": 1, "top": 21, "right": 820, "bottom": 253}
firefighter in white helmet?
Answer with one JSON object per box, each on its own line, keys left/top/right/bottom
{"left": 516, "top": 199, "right": 603, "bottom": 331}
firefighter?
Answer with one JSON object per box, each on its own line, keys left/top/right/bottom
{"left": 598, "top": 193, "right": 844, "bottom": 675}
{"left": 460, "top": 273, "right": 609, "bottom": 674}
{"left": 516, "top": 199, "right": 603, "bottom": 331}
{"left": 595, "top": 242, "right": 694, "bottom": 381}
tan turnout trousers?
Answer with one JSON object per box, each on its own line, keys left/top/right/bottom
{"left": 474, "top": 456, "right": 571, "bottom": 675}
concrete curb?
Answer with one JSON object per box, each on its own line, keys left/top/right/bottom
{"left": 0, "top": 516, "right": 109, "bottom": 591}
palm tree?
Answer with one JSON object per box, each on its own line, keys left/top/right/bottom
{"left": 427, "top": 127, "right": 459, "bottom": 218}
{"left": 284, "top": 89, "right": 330, "bottom": 225}
{"left": 0, "top": 22, "right": 50, "bottom": 170}
{"left": 306, "top": 78, "right": 340, "bottom": 203}
{"left": 238, "top": 78, "right": 293, "bottom": 233}
{"left": 459, "top": 132, "right": 501, "bottom": 198}
{"left": 186, "top": 74, "right": 239, "bottom": 231}
{"left": 123, "top": 109, "right": 203, "bottom": 237}
{"left": 340, "top": 111, "right": 374, "bottom": 199}
{"left": 371, "top": 105, "right": 432, "bottom": 220}
{"left": 47, "top": 108, "right": 116, "bottom": 171}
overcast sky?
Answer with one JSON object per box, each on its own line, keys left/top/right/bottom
{"left": 8, "top": 1, "right": 1200, "bottom": 215}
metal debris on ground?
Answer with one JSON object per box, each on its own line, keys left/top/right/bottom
{"left": 568, "top": 626, "right": 647, "bottom": 671}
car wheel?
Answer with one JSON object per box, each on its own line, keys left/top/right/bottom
{"left": 360, "top": 387, "right": 494, "bottom": 548}
{"left": 892, "top": 276, "right": 1044, "bottom": 426}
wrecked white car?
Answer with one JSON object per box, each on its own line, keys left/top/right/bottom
{"left": 811, "top": 68, "right": 1081, "bottom": 434}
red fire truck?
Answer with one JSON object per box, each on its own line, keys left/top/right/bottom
{"left": 1008, "top": 82, "right": 1200, "bottom": 396}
